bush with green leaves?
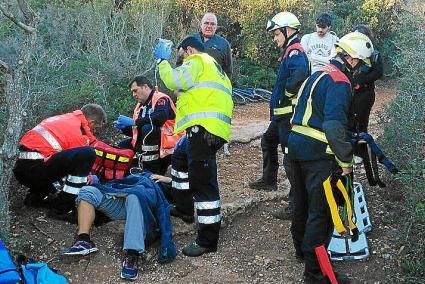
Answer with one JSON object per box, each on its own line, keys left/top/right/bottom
{"left": 380, "top": 5, "right": 424, "bottom": 279}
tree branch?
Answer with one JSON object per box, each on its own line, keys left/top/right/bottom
{"left": 17, "top": 0, "right": 35, "bottom": 23}
{"left": 0, "top": 3, "right": 36, "bottom": 34}
{"left": 0, "top": 59, "right": 10, "bottom": 73}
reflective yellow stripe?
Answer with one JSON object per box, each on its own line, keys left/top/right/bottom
{"left": 95, "top": 149, "right": 103, "bottom": 156}
{"left": 106, "top": 153, "right": 117, "bottom": 160}
{"left": 292, "top": 125, "right": 328, "bottom": 143}
{"left": 323, "top": 177, "right": 357, "bottom": 235}
{"left": 325, "top": 145, "right": 334, "bottom": 154}
{"left": 273, "top": 106, "right": 293, "bottom": 115}
{"left": 291, "top": 98, "right": 298, "bottom": 105}
{"left": 302, "top": 73, "right": 326, "bottom": 126}
{"left": 285, "top": 90, "right": 295, "bottom": 98}
{"left": 118, "top": 156, "right": 130, "bottom": 162}
{"left": 335, "top": 156, "right": 354, "bottom": 168}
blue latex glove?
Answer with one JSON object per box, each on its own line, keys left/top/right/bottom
{"left": 116, "top": 115, "right": 134, "bottom": 128}
{"left": 154, "top": 39, "right": 173, "bottom": 61}
{"left": 113, "top": 120, "right": 125, "bottom": 130}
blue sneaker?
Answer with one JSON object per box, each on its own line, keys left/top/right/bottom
{"left": 62, "top": 240, "right": 98, "bottom": 256}
{"left": 120, "top": 254, "right": 139, "bottom": 281}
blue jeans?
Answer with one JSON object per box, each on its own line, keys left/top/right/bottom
{"left": 76, "top": 186, "right": 146, "bottom": 253}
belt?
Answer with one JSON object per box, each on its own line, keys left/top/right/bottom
{"left": 18, "top": 151, "right": 45, "bottom": 160}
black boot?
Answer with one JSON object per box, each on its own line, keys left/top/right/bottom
{"left": 248, "top": 178, "right": 277, "bottom": 191}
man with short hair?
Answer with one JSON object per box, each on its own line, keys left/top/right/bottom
{"left": 13, "top": 104, "right": 107, "bottom": 214}
{"left": 301, "top": 13, "right": 339, "bottom": 74}
{"left": 114, "top": 75, "right": 179, "bottom": 175}
{"left": 193, "top": 12, "right": 233, "bottom": 78}
{"left": 154, "top": 35, "right": 233, "bottom": 257}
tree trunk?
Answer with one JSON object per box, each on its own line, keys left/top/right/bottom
{"left": 0, "top": 2, "right": 38, "bottom": 241}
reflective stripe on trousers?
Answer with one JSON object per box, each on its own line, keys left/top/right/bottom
{"left": 63, "top": 175, "right": 88, "bottom": 195}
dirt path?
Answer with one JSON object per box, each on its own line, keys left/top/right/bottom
{"left": 9, "top": 80, "right": 404, "bottom": 283}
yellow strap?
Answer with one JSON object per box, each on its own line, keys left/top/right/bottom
{"left": 302, "top": 72, "right": 327, "bottom": 126}
{"left": 95, "top": 149, "right": 103, "bottom": 156}
{"left": 118, "top": 156, "right": 130, "bottom": 163}
{"left": 323, "top": 178, "right": 346, "bottom": 234}
{"left": 323, "top": 177, "right": 357, "bottom": 235}
{"left": 336, "top": 179, "right": 357, "bottom": 230}
{"left": 273, "top": 106, "right": 293, "bottom": 115}
{"left": 106, "top": 153, "right": 117, "bottom": 160}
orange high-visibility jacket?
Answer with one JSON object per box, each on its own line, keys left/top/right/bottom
{"left": 20, "top": 110, "right": 96, "bottom": 158}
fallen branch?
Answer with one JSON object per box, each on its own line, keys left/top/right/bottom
{"left": 0, "top": 59, "right": 10, "bottom": 73}
{"left": 0, "top": 3, "right": 36, "bottom": 34}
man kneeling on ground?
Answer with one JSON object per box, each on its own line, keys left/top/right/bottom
{"left": 62, "top": 173, "right": 176, "bottom": 281}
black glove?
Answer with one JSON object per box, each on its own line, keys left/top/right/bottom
{"left": 203, "top": 131, "right": 224, "bottom": 149}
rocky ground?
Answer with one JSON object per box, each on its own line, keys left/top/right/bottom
{"left": 8, "top": 81, "right": 407, "bottom": 283}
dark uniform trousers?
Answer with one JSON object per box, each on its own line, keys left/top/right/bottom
{"left": 262, "top": 118, "right": 294, "bottom": 206}
{"left": 187, "top": 125, "right": 224, "bottom": 249}
{"left": 290, "top": 158, "right": 337, "bottom": 275}
{"left": 13, "top": 146, "right": 96, "bottom": 212}
{"left": 170, "top": 139, "right": 194, "bottom": 216}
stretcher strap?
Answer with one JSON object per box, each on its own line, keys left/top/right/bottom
{"left": 323, "top": 177, "right": 357, "bottom": 235}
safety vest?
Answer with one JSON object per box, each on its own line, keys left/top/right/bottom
{"left": 291, "top": 64, "right": 351, "bottom": 158}
{"left": 19, "top": 110, "right": 96, "bottom": 158}
{"left": 131, "top": 91, "right": 182, "bottom": 158}
{"left": 159, "top": 53, "right": 233, "bottom": 141}
{"left": 273, "top": 42, "right": 307, "bottom": 117}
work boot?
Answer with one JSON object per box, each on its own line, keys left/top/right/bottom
{"left": 271, "top": 206, "right": 292, "bottom": 220}
{"left": 304, "top": 271, "right": 350, "bottom": 284}
{"left": 182, "top": 242, "right": 217, "bottom": 257}
{"left": 248, "top": 178, "right": 277, "bottom": 191}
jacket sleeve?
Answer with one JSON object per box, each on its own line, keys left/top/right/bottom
{"left": 158, "top": 59, "right": 203, "bottom": 92}
{"left": 285, "top": 51, "right": 310, "bottom": 97}
{"left": 223, "top": 42, "right": 233, "bottom": 79}
{"left": 322, "top": 82, "right": 353, "bottom": 167}
{"left": 355, "top": 52, "right": 383, "bottom": 86}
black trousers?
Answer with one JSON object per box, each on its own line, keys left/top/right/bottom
{"left": 290, "top": 159, "right": 336, "bottom": 275}
{"left": 187, "top": 125, "right": 224, "bottom": 249}
{"left": 170, "top": 138, "right": 194, "bottom": 216}
{"left": 13, "top": 146, "right": 96, "bottom": 214}
{"left": 261, "top": 119, "right": 293, "bottom": 204}
{"left": 353, "top": 89, "right": 375, "bottom": 133}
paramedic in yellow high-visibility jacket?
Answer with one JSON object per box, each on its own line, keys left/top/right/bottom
{"left": 154, "top": 35, "right": 233, "bottom": 257}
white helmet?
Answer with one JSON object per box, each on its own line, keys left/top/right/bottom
{"left": 335, "top": 31, "right": 374, "bottom": 66}
{"left": 266, "top": 11, "right": 301, "bottom": 32}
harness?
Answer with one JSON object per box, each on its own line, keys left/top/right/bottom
{"left": 323, "top": 173, "right": 359, "bottom": 242}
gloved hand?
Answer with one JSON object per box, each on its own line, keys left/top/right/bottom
{"left": 154, "top": 39, "right": 173, "bottom": 61}
{"left": 88, "top": 174, "right": 99, "bottom": 185}
{"left": 113, "top": 115, "right": 134, "bottom": 130}
{"left": 203, "top": 131, "right": 224, "bottom": 149}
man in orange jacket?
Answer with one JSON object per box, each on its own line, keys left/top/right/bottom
{"left": 13, "top": 104, "right": 107, "bottom": 215}
{"left": 114, "top": 76, "right": 180, "bottom": 175}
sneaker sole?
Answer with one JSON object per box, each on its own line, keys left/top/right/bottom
{"left": 120, "top": 272, "right": 138, "bottom": 281}
{"left": 62, "top": 247, "right": 99, "bottom": 256}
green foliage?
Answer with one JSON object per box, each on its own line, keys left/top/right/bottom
{"left": 381, "top": 6, "right": 425, "bottom": 280}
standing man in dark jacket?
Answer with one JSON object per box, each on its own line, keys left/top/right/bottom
{"left": 114, "top": 76, "right": 178, "bottom": 175}
{"left": 288, "top": 31, "right": 374, "bottom": 283}
{"left": 249, "top": 11, "right": 309, "bottom": 220}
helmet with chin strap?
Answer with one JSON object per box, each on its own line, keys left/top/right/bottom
{"left": 266, "top": 12, "right": 301, "bottom": 48}
{"left": 335, "top": 31, "right": 374, "bottom": 67}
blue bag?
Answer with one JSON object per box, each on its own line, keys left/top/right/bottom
{"left": 20, "top": 262, "right": 66, "bottom": 284}
{"left": 0, "top": 239, "right": 21, "bottom": 284}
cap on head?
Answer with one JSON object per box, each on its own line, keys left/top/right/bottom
{"left": 177, "top": 36, "right": 205, "bottom": 52}
{"left": 266, "top": 11, "right": 301, "bottom": 32}
{"left": 335, "top": 31, "right": 374, "bottom": 66}
{"left": 316, "top": 13, "right": 332, "bottom": 28}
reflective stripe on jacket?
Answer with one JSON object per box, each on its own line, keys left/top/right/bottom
{"left": 289, "top": 60, "right": 352, "bottom": 162}
{"left": 158, "top": 53, "right": 233, "bottom": 142}
{"left": 270, "top": 38, "right": 309, "bottom": 121}
{"left": 131, "top": 91, "right": 184, "bottom": 157}
{"left": 20, "top": 110, "right": 96, "bottom": 158}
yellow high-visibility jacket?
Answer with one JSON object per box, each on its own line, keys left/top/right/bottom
{"left": 158, "top": 52, "right": 233, "bottom": 141}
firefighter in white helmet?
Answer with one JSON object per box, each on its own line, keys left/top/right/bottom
{"left": 287, "top": 31, "right": 373, "bottom": 283}
{"left": 250, "top": 11, "right": 310, "bottom": 221}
